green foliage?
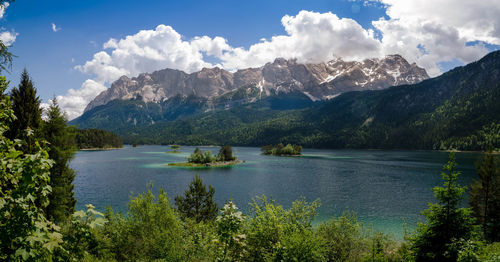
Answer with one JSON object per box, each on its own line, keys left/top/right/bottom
{"left": 244, "top": 196, "right": 323, "bottom": 261}
{"left": 42, "top": 98, "right": 78, "bottom": 224}
{"left": 7, "top": 68, "right": 43, "bottom": 153}
{"left": 101, "top": 185, "right": 184, "bottom": 261}
{"left": 175, "top": 175, "right": 218, "bottom": 222}
{"left": 180, "top": 218, "right": 219, "bottom": 261}
{"left": 469, "top": 148, "right": 500, "bottom": 242}
{"left": 478, "top": 242, "right": 500, "bottom": 261}
{"left": 57, "top": 204, "right": 108, "bottom": 261}
{"left": 187, "top": 147, "right": 216, "bottom": 164}
{"left": 410, "top": 153, "right": 476, "bottom": 261}
{"left": 217, "top": 145, "right": 236, "bottom": 161}
{"left": 216, "top": 201, "right": 246, "bottom": 261}
{"left": 75, "top": 128, "right": 123, "bottom": 149}
{"left": 76, "top": 51, "right": 500, "bottom": 151}
{"left": 0, "top": 76, "right": 63, "bottom": 261}
{"left": 317, "top": 212, "right": 365, "bottom": 261}
{"left": 262, "top": 143, "right": 302, "bottom": 156}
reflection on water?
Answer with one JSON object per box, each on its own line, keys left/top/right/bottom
{"left": 71, "top": 145, "right": 480, "bottom": 239}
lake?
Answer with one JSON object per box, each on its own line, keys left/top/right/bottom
{"left": 71, "top": 145, "right": 481, "bottom": 238}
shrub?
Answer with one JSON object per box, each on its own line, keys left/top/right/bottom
{"left": 102, "top": 186, "right": 184, "bottom": 261}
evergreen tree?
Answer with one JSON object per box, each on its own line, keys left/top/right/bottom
{"left": 7, "top": 68, "right": 42, "bottom": 153}
{"left": 0, "top": 76, "right": 63, "bottom": 261}
{"left": 217, "top": 145, "right": 235, "bottom": 161}
{"left": 469, "top": 147, "right": 500, "bottom": 242}
{"left": 410, "top": 153, "right": 476, "bottom": 261}
{"left": 175, "top": 174, "right": 218, "bottom": 222}
{"left": 42, "top": 98, "right": 77, "bottom": 224}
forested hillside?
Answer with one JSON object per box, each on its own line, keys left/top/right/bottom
{"left": 117, "top": 51, "right": 500, "bottom": 150}
{"left": 75, "top": 128, "right": 123, "bottom": 149}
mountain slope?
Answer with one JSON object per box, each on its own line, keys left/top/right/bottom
{"left": 72, "top": 55, "right": 428, "bottom": 131}
{"left": 118, "top": 51, "right": 500, "bottom": 150}
{"left": 82, "top": 55, "right": 428, "bottom": 112}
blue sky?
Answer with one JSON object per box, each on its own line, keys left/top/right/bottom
{"left": 1, "top": 0, "right": 499, "bottom": 118}
{"left": 4, "top": 0, "right": 383, "bottom": 97}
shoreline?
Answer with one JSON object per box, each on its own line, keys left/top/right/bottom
{"left": 79, "top": 147, "right": 123, "bottom": 151}
{"left": 167, "top": 159, "right": 243, "bottom": 168}
{"left": 125, "top": 144, "right": 498, "bottom": 154}
{"left": 264, "top": 154, "right": 302, "bottom": 157}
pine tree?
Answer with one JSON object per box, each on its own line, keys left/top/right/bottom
{"left": 411, "top": 153, "right": 476, "bottom": 261}
{"left": 0, "top": 76, "right": 63, "bottom": 260}
{"left": 175, "top": 174, "right": 218, "bottom": 222}
{"left": 217, "top": 145, "right": 235, "bottom": 161}
{"left": 42, "top": 98, "right": 77, "bottom": 224}
{"left": 469, "top": 147, "right": 500, "bottom": 242}
{"left": 7, "top": 68, "right": 42, "bottom": 153}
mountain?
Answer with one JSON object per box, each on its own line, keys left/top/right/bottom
{"left": 83, "top": 55, "right": 428, "bottom": 112}
{"left": 111, "top": 51, "right": 500, "bottom": 150}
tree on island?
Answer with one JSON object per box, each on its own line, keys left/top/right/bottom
{"left": 469, "top": 146, "right": 500, "bottom": 242}
{"left": 217, "top": 145, "right": 235, "bottom": 161}
{"left": 187, "top": 146, "right": 236, "bottom": 164}
{"left": 187, "top": 147, "right": 216, "bottom": 164}
{"left": 410, "top": 153, "right": 476, "bottom": 261}
{"left": 167, "top": 144, "right": 181, "bottom": 153}
{"left": 42, "top": 98, "right": 77, "bottom": 224}
{"left": 261, "top": 143, "right": 302, "bottom": 156}
{"left": 175, "top": 174, "right": 218, "bottom": 223}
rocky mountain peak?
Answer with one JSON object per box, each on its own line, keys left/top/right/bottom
{"left": 84, "top": 55, "right": 429, "bottom": 112}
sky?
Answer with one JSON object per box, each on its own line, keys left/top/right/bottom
{"left": 1, "top": 0, "right": 499, "bottom": 119}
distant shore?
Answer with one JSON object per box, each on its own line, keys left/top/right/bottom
{"left": 440, "top": 149, "right": 499, "bottom": 154}
{"left": 79, "top": 147, "right": 123, "bottom": 151}
{"left": 167, "top": 159, "right": 242, "bottom": 168}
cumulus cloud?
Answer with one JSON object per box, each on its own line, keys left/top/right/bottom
{"left": 0, "top": 31, "right": 17, "bottom": 46}
{"left": 62, "top": 3, "right": 500, "bottom": 119}
{"left": 372, "top": 0, "right": 495, "bottom": 76}
{"left": 380, "top": 0, "right": 500, "bottom": 45}
{"left": 56, "top": 80, "right": 107, "bottom": 120}
{"left": 75, "top": 25, "right": 221, "bottom": 84}
{"left": 0, "top": 3, "right": 17, "bottom": 47}
{"left": 51, "top": 23, "right": 61, "bottom": 32}
{"left": 220, "top": 11, "right": 382, "bottom": 70}
{"left": 0, "top": 2, "right": 9, "bottom": 19}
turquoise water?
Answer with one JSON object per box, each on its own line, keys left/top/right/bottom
{"left": 70, "top": 145, "right": 480, "bottom": 238}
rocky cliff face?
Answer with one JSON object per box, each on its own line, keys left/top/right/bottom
{"left": 84, "top": 55, "right": 429, "bottom": 112}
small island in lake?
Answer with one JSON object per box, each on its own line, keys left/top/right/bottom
{"left": 168, "top": 145, "right": 241, "bottom": 167}
{"left": 166, "top": 144, "right": 181, "bottom": 154}
{"left": 261, "top": 143, "right": 302, "bottom": 156}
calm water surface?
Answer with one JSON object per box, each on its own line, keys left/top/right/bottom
{"left": 71, "top": 146, "right": 480, "bottom": 238}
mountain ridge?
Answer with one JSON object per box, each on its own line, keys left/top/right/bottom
{"left": 83, "top": 54, "right": 428, "bottom": 112}
{"left": 104, "top": 51, "right": 500, "bottom": 150}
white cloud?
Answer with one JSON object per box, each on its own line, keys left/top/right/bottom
{"left": 371, "top": 0, "right": 496, "bottom": 76}
{"left": 380, "top": 0, "right": 500, "bottom": 45}
{"left": 75, "top": 25, "right": 222, "bottom": 84}
{"left": 51, "top": 23, "right": 61, "bottom": 32}
{"left": 0, "top": 3, "right": 17, "bottom": 47}
{"left": 63, "top": 3, "right": 500, "bottom": 119}
{"left": 0, "top": 3, "right": 9, "bottom": 19}
{"left": 0, "top": 31, "right": 17, "bottom": 46}
{"left": 56, "top": 79, "right": 107, "bottom": 120}
{"left": 219, "top": 11, "right": 382, "bottom": 70}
